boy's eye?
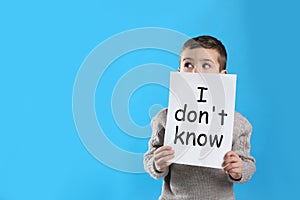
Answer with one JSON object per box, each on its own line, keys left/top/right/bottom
{"left": 202, "top": 63, "right": 211, "bottom": 69}
{"left": 184, "top": 62, "right": 193, "bottom": 68}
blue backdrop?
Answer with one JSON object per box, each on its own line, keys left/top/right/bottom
{"left": 1, "top": 0, "right": 299, "bottom": 199}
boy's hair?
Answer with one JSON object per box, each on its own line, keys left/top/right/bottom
{"left": 181, "top": 35, "right": 227, "bottom": 71}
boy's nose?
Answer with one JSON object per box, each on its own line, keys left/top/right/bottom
{"left": 192, "top": 67, "right": 200, "bottom": 73}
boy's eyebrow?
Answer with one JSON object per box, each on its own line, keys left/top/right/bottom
{"left": 200, "top": 58, "right": 215, "bottom": 63}
{"left": 182, "top": 57, "right": 193, "bottom": 61}
{"left": 183, "top": 57, "right": 215, "bottom": 64}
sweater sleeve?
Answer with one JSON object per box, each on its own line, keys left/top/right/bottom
{"left": 143, "top": 108, "right": 169, "bottom": 179}
{"left": 228, "top": 112, "right": 256, "bottom": 184}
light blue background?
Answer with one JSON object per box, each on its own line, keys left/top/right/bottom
{"left": 1, "top": 0, "right": 299, "bottom": 199}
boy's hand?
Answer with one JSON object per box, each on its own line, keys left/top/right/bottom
{"left": 154, "top": 146, "right": 175, "bottom": 172}
{"left": 222, "top": 151, "right": 243, "bottom": 180}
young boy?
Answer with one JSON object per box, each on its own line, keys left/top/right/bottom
{"left": 144, "top": 35, "right": 256, "bottom": 200}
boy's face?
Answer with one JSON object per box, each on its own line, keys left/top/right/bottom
{"left": 179, "top": 48, "right": 227, "bottom": 74}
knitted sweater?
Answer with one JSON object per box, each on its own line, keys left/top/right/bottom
{"left": 144, "top": 108, "right": 256, "bottom": 200}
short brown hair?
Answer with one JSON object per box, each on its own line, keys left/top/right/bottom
{"left": 181, "top": 35, "right": 227, "bottom": 71}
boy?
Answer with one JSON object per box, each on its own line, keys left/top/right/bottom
{"left": 144, "top": 36, "right": 256, "bottom": 200}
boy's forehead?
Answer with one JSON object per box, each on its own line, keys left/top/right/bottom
{"left": 180, "top": 47, "right": 219, "bottom": 60}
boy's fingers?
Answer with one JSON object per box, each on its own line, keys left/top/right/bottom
{"left": 157, "top": 154, "right": 175, "bottom": 165}
{"left": 223, "top": 162, "right": 242, "bottom": 172}
{"left": 154, "top": 150, "right": 174, "bottom": 161}
{"left": 228, "top": 168, "right": 242, "bottom": 174}
{"left": 222, "top": 156, "right": 241, "bottom": 166}
{"left": 223, "top": 151, "right": 242, "bottom": 168}
{"left": 156, "top": 146, "right": 173, "bottom": 154}
{"left": 224, "top": 151, "right": 238, "bottom": 159}
{"left": 222, "top": 158, "right": 239, "bottom": 167}
{"left": 154, "top": 146, "right": 175, "bottom": 171}
{"left": 155, "top": 154, "right": 175, "bottom": 170}
{"left": 223, "top": 151, "right": 233, "bottom": 159}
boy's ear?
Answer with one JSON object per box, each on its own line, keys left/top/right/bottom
{"left": 220, "top": 69, "right": 227, "bottom": 74}
{"left": 178, "top": 66, "right": 180, "bottom": 72}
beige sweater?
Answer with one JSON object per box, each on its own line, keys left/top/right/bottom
{"left": 144, "top": 108, "right": 256, "bottom": 200}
